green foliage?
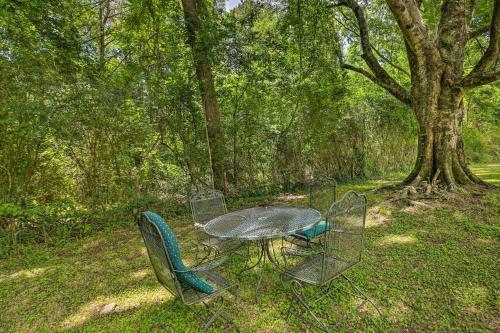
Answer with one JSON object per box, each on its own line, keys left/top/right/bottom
{"left": 464, "top": 127, "right": 489, "bottom": 163}
{"left": 464, "top": 84, "right": 500, "bottom": 163}
{"left": 0, "top": 171, "right": 498, "bottom": 331}
{"left": 0, "top": 201, "right": 96, "bottom": 256}
{"left": 0, "top": 0, "right": 498, "bottom": 253}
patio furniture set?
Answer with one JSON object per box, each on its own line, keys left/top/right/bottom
{"left": 137, "top": 178, "right": 380, "bottom": 332}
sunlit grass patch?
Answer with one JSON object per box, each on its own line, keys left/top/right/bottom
{"left": 377, "top": 234, "right": 417, "bottom": 246}
{"left": 471, "top": 163, "right": 500, "bottom": 184}
{"left": 62, "top": 286, "right": 170, "bottom": 329}
{"left": 0, "top": 267, "right": 52, "bottom": 283}
{"left": 0, "top": 164, "right": 498, "bottom": 332}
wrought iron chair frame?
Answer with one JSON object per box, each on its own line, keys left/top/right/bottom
{"left": 137, "top": 213, "right": 240, "bottom": 332}
{"left": 285, "top": 176, "right": 337, "bottom": 248}
{"left": 190, "top": 189, "right": 247, "bottom": 262}
{"left": 280, "top": 191, "right": 381, "bottom": 332}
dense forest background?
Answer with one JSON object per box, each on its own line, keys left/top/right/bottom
{"left": 0, "top": 0, "right": 498, "bottom": 255}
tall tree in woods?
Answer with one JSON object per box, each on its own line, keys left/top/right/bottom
{"left": 334, "top": 0, "right": 499, "bottom": 191}
{"left": 181, "top": 0, "right": 227, "bottom": 191}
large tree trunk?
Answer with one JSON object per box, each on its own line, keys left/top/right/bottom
{"left": 181, "top": 0, "right": 227, "bottom": 192}
{"left": 404, "top": 72, "right": 487, "bottom": 190}
{"left": 336, "top": 0, "right": 499, "bottom": 193}
{"left": 400, "top": 0, "right": 496, "bottom": 191}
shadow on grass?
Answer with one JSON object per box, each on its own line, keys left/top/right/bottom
{"left": 0, "top": 167, "right": 498, "bottom": 332}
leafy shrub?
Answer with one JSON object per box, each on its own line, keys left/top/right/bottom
{"left": 0, "top": 200, "right": 137, "bottom": 256}
{"left": 463, "top": 127, "right": 489, "bottom": 163}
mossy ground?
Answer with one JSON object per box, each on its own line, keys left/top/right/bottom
{"left": 1, "top": 165, "right": 499, "bottom": 332}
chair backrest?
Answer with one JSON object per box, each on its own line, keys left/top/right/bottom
{"left": 309, "top": 176, "right": 337, "bottom": 219}
{"left": 319, "top": 191, "right": 366, "bottom": 284}
{"left": 190, "top": 189, "right": 227, "bottom": 227}
{"left": 137, "top": 213, "right": 182, "bottom": 299}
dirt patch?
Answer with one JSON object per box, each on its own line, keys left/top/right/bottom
{"left": 366, "top": 211, "right": 391, "bottom": 227}
{"left": 429, "top": 236, "right": 446, "bottom": 245}
{"left": 80, "top": 238, "right": 105, "bottom": 251}
{"left": 366, "top": 205, "right": 392, "bottom": 227}
{"left": 399, "top": 201, "right": 432, "bottom": 214}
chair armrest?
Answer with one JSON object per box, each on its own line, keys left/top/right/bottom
{"left": 281, "top": 246, "right": 317, "bottom": 258}
{"left": 174, "top": 258, "right": 226, "bottom": 274}
{"left": 280, "top": 246, "right": 322, "bottom": 268}
{"left": 291, "top": 233, "right": 309, "bottom": 241}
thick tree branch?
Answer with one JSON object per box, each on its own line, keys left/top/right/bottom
{"left": 333, "top": 11, "right": 410, "bottom": 76}
{"left": 341, "top": 63, "right": 377, "bottom": 81}
{"left": 385, "top": 0, "right": 431, "bottom": 54}
{"left": 334, "top": 0, "right": 411, "bottom": 106}
{"left": 341, "top": 63, "right": 412, "bottom": 105}
{"left": 461, "top": 70, "right": 500, "bottom": 89}
{"left": 461, "top": 0, "right": 500, "bottom": 89}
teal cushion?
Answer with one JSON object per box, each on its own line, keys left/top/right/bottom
{"left": 143, "top": 211, "right": 213, "bottom": 294}
{"left": 296, "top": 220, "right": 330, "bottom": 240}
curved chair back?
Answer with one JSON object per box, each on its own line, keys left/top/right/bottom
{"left": 309, "top": 176, "right": 337, "bottom": 219}
{"left": 137, "top": 213, "right": 182, "bottom": 299}
{"left": 190, "top": 189, "right": 227, "bottom": 227}
{"left": 320, "top": 191, "right": 366, "bottom": 284}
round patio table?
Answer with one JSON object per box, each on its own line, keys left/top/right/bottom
{"left": 204, "top": 206, "right": 321, "bottom": 301}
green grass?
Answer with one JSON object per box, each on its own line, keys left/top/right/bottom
{"left": 1, "top": 165, "right": 499, "bottom": 332}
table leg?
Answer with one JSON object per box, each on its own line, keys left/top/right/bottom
{"left": 236, "top": 242, "right": 263, "bottom": 280}
{"left": 255, "top": 239, "right": 284, "bottom": 303}
{"left": 263, "top": 239, "right": 281, "bottom": 267}
{"left": 254, "top": 243, "right": 266, "bottom": 303}
{"left": 237, "top": 239, "right": 284, "bottom": 303}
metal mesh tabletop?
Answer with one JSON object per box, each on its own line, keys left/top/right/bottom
{"left": 204, "top": 206, "right": 321, "bottom": 241}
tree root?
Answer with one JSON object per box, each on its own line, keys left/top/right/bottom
{"left": 387, "top": 177, "right": 493, "bottom": 203}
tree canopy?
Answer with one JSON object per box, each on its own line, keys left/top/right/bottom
{"left": 0, "top": 0, "right": 498, "bottom": 251}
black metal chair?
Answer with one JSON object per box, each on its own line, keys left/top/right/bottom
{"left": 287, "top": 176, "right": 337, "bottom": 248}
{"left": 137, "top": 211, "right": 240, "bottom": 332}
{"left": 281, "top": 191, "right": 381, "bottom": 332}
{"left": 190, "top": 189, "right": 245, "bottom": 261}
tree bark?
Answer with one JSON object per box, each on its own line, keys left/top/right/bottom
{"left": 335, "top": 0, "right": 499, "bottom": 191}
{"left": 401, "top": 0, "right": 497, "bottom": 190}
{"left": 403, "top": 86, "right": 484, "bottom": 189}
{"left": 181, "top": 0, "right": 227, "bottom": 192}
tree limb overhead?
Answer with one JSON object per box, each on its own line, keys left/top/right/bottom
{"left": 461, "top": 0, "right": 500, "bottom": 89}
{"left": 385, "top": 0, "right": 431, "bottom": 55}
{"left": 461, "top": 70, "right": 500, "bottom": 90}
{"left": 334, "top": 0, "right": 411, "bottom": 106}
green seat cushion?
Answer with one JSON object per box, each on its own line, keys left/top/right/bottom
{"left": 296, "top": 220, "right": 330, "bottom": 240}
{"left": 143, "top": 211, "right": 213, "bottom": 294}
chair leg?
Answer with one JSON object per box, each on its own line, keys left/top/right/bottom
{"left": 283, "top": 276, "right": 331, "bottom": 332}
{"left": 341, "top": 274, "right": 382, "bottom": 316}
{"left": 202, "top": 296, "right": 240, "bottom": 333}
{"left": 282, "top": 275, "right": 382, "bottom": 332}
{"left": 325, "top": 275, "right": 381, "bottom": 331}
{"left": 202, "top": 296, "right": 224, "bottom": 332}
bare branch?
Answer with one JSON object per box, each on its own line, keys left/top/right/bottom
{"left": 333, "top": 0, "right": 411, "bottom": 105}
{"left": 341, "top": 63, "right": 377, "bottom": 81}
{"left": 341, "top": 63, "right": 412, "bottom": 105}
{"left": 461, "top": 0, "right": 500, "bottom": 89}
{"left": 385, "top": 0, "right": 431, "bottom": 54}
{"left": 371, "top": 44, "right": 410, "bottom": 76}
{"left": 461, "top": 70, "right": 500, "bottom": 89}
{"left": 333, "top": 11, "right": 410, "bottom": 76}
